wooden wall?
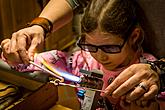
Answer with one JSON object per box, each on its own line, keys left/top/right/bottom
{"left": 0, "top": 0, "right": 74, "bottom": 50}
{"left": 137, "top": 0, "right": 165, "bottom": 58}
{"left": 0, "top": 0, "right": 41, "bottom": 41}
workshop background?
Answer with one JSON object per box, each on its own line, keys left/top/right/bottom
{"left": 0, "top": 0, "right": 165, "bottom": 110}
{"left": 0, "top": 0, "right": 165, "bottom": 57}
{"left": 0, "top": 0, "right": 81, "bottom": 51}
{"left": 0, "top": 0, "right": 82, "bottom": 109}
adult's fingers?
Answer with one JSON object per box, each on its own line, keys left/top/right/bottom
{"left": 1, "top": 39, "right": 11, "bottom": 54}
{"left": 17, "top": 33, "right": 30, "bottom": 64}
{"left": 1, "top": 39, "right": 22, "bottom": 65}
{"left": 10, "top": 33, "right": 19, "bottom": 52}
{"left": 28, "top": 34, "right": 44, "bottom": 61}
{"left": 1, "top": 39, "right": 10, "bottom": 49}
{"left": 11, "top": 32, "right": 29, "bottom": 64}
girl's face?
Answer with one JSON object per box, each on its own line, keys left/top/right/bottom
{"left": 84, "top": 30, "right": 135, "bottom": 70}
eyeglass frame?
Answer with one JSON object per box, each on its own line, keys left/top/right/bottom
{"left": 77, "top": 34, "right": 128, "bottom": 54}
{"left": 77, "top": 18, "right": 138, "bottom": 54}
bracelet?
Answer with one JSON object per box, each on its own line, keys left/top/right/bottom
{"left": 66, "top": 0, "right": 79, "bottom": 9}
{"left": 153, "top": 59, "right": 165, "bottom": 92}
{"left": 147, "top": 59, "right": 165, "bottom": 92}
{"left": 27, "top": 17, "right": 53, "bottom": 38}
{"left": 146, "top": 61, "right": 159, "bottom": 73}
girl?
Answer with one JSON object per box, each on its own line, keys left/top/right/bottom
{"left": 1, "top": 0, "right": 159, "bottom": 109}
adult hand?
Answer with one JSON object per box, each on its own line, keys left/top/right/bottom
{"left": 1, "top": 25, "right": 45, "bottom": 64}
{"left": 102, "top": 63, "right": 160, "bottom": 107}
{"left": 1, "top": 39, "right": 21, "bottom": 66}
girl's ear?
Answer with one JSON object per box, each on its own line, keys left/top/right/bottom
{"left": 128, "top": 27, "right": 141, "bottom": 45}
{"left": 128, "top": 27, "right": 143, "bottom": 51}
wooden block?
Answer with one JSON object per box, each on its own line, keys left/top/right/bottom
{"left": 10, "top": 83, "right": 58, "bottom": 110}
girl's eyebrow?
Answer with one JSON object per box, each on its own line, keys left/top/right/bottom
{"left": 85, "top": 31, "right": 120, "bottom": 38}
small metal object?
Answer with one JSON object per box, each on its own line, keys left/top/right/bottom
{"left": 138, "top": 83, "right": 148, "bottom": 91}
{"left": 108, "top": 77, "right": 114, "bottom": 85}
{"left": 53, "top": 82, "right": 104, "bottom": 92}
{"left": 77, "top": 89, "right": 85, "bottom": 99}
{"left": 79, "top": 69, "right": 103, "bottom": 90}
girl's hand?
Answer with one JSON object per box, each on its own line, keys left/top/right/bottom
{"left": 102, "top": 63, "right": 159, "bottom": 106}
{"left": 120, "top": 97, "right": 159, "bottom": 110}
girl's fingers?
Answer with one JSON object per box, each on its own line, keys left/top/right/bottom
{"left": 125, "top": 81, "right": 149, "bottom": 102}
{"left": 104, "top": 66, "right": 135, "bottom": 96}
{"left": 139, "top": 84, "right": 158, "bottom": 101}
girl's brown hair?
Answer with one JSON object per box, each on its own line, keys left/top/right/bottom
{"left": 81, "top": 0, "right": 145, "bottom": 51}
{"left": 81, "top": 0, "right": 140, "bottom": 39}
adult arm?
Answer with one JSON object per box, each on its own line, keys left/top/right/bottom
{"left": 2, "top": 0, "right": 73, "bottom": 65}
{"left": 39, "top": 0, "right": 73, "bottom": 31}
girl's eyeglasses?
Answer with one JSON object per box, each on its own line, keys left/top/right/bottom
{"left": 77, "top": 35, "right": 127, "bottom": 54}
{"left": 77, "top": 18, "right": 138, "bottom": 54}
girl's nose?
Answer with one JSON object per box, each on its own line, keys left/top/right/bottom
{"left": 96, "top": 49, "right": 109, "bottom": 61}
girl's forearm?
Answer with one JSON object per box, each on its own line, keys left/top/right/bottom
{"left": 39, "top": 0, "right": 73, "bottom": 31}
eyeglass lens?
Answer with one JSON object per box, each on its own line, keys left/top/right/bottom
{"left": 77, "top": 37, "right": 123, "bottom": 53}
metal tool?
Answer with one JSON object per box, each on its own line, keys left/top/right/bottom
{"left": 50, "top": 80, "right": 104, "bottom": 93}
{"left": 29, "top": 61, "right": 64, "bottom": 81}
